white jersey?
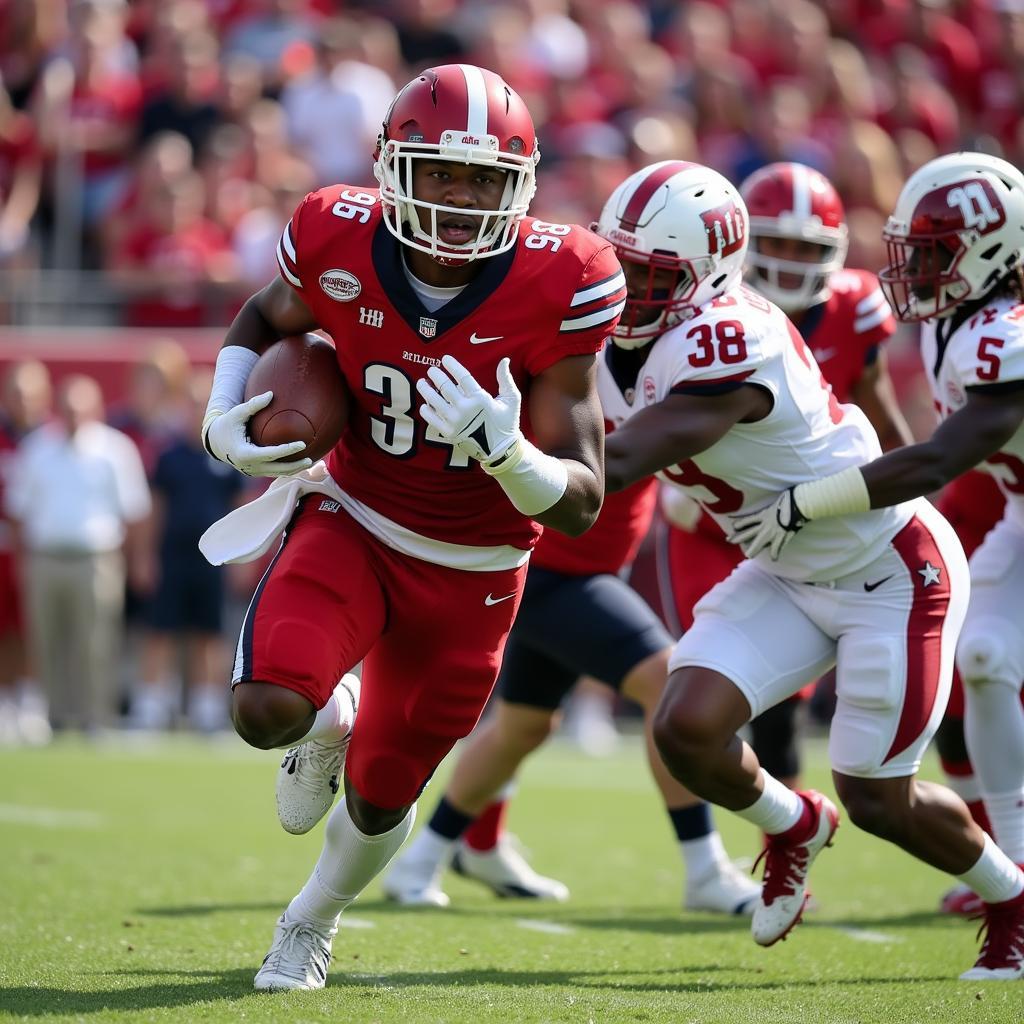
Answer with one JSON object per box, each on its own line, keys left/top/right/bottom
{"left": 626, "top": 284, "right": 913, "bottom": 582}
{"left": 922, "top": 295, "right": 1024, "bottom": 528}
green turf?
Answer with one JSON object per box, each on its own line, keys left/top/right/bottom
{"left": 0, "top": 734, "right": 1019, "bottom": 1023}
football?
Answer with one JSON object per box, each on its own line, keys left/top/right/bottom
{"left": 243, "top": 333, "right": 350, "bottom": 464}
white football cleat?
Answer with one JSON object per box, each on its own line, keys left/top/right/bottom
{"left": 959, "top": 890, "right": 1024, "bottom": 981}
{"left": 381, "top": 847, "right": 452, "bottom": 907}
{"left": 253, "top": 914, "right": 335, "bottom": 991}
{"left": 452, "top": 837, "right": 569, "bottom": 901}
{"left": 751, "top": 789, "right": 839, "bottom": 946}
{"left": 685, "top": 859, "right": 762, "bottom": 916}
{"left": 276, "top": 675, "right": 359, "bottom": 835}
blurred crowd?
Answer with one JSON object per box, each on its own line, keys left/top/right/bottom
{"left": 1, "top": 0, "right": 1023, "bottom": 325}
{"left": 0, "top": 343, "right": 273, "bottom": 739}
{"left": 0, "top": 0, "right": 1022, "bottom": 740}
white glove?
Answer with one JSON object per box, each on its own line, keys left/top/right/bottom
{"left": 660, "top": 485, "right": 702, "bottom": 532}
{"left": 727, "top": 487, "right": 807, "bottom": 560}
{"left": 416, "top": 354, "right": 522, "bottom": 466}
{"left": 202, "top": 391, "right": 313, "bottom": 478}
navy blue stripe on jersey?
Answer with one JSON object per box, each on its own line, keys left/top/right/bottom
{"left": 570, "top": 269, "right": 627, "bottom": 308}
{"left": 276, "top": 220, "right": 302, "bottom": 288}
{"left": 559, "top": 296, "right": 627, "bottom": 333}
{"left": 670, "top": 370, "right": 755, "bottom": 395}
{"left": 370, "top": 218, "right": 516, "bottom": 343}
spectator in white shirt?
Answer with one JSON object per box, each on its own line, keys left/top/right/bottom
{"left": 5, "top": 375, "right": 151, "bottom": 733}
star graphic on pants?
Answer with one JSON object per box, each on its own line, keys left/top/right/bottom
{"left": 918, "top": 561, "right": 942, "bottom": 587}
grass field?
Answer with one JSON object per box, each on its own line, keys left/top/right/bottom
{"left": 0, "top": 733, "right": 1019, "bottom": 1024}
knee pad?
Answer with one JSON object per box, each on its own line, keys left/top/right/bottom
{"left": 957, "top": 622, "right": 1020, "bottom": 691}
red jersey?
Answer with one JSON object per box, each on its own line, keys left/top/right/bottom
{"left": 277, "top": 185, "right": 625, "bottom": 558}
{"left": 798, "top": 268, "right": 896, "bottom": 404}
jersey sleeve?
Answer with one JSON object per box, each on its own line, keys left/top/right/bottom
{"left": 275, "top": 194, "right": 313, "bottom": 293}
{"left": 664, "top": 298, "right": 774, "bottom": 397}
{"left": 848, "top": 269, "right": 896, "bottom": 353}
{"left": 950, "top": 304, "right": 1024, "bottom": 390}
{"left": 525, "top": 239, "right": 626, "bottom": 376}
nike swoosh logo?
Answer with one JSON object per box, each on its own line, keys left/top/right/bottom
{"left": 863, "top": 575, "right": 893, "bottom": 592}
{"left": 484, "top": 592, "right": 517, "bottom": 606}
{"left": 470, "top": 333, "right": 504, "bottom": 344}
{"left": 813, "top": 347, "right": 838, "bottom": 362}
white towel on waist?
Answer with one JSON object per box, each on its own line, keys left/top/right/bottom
{"left": 199, "top": 462, "right": 341, "bottom": 565}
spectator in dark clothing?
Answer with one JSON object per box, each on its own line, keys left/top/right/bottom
{"left": 131, "top": 368, "right": 243, "bottom": 732}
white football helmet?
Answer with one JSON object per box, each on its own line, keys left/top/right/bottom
{"left": 880, "top": 151, "right": 1024, "bottom": 321}
{"left": 593, "top": 160, "right": 749, "bottom": 348}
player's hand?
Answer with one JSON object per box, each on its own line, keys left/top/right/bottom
{"left": 417, "top": 355, "right": 522, "bottom": 465}
{"left": 660, "top": 485, "right": 702, "bottom": 532}
{"left": 728, "top": 487, "right": 807, "bottom": 560}
{"left": 202, "top": 392, "right": 313, "bottom": 478}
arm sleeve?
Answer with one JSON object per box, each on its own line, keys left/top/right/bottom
{"left": 527, "top": 240, "right": 626, "bottom": 375}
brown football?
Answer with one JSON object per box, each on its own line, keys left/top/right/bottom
{"left": 243, "top": 334, "right": 350, "bottom": 463}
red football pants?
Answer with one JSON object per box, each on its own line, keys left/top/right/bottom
{"left": 235, "top": 498, "right": 527, "bottom": 807}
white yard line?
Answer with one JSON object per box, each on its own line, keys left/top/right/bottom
{"left": 515, "top": 919, "right": 575, "bottom": 935}
{"left": 0, "top": 804, "right": 102, "bottom": 828}
{"left": 830, "top": 925, "right": 903, "bottom": 944}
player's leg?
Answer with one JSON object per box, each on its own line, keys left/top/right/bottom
{"left": 652, "top": 561, "right": 838, "bottom": 945}
{"left": 258, "top": 544, "right": 526, "bottom": 990}
{"left": 821, "top": 508, "right": 1024, "bottom": 980}
{"left": 958, "top": 518, "right": 1024, "bottom": 871}
{"left": 385, "top": 569, "right": 580, "bottom": 905}
{"left": 183, "top": 558, "right": 231, "bottom": 733}
{"left": 230, "top": 503, "right": 378, "bottom": 835}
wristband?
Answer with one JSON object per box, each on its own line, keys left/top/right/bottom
{"left": 202, "top": 346, "right": 262, "bottom": 457}
{"left": 793, "top": 466, "right": 870, "bottom": 520}
{"left": 206, "top": 345, "right": 261, "bottom": 420}
{"left": 482, "top": 435, "right": 569, "bottom": 517}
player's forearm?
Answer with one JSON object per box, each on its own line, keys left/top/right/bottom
{"left": 529, "top": 461, "right": 603, "bottom": 536}
{"left": 222, "top": 294, "right": 289, "bottom": 355}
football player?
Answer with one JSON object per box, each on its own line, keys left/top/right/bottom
{"left": 734, "top": 152, "right": 1024, "bottom": 977}
{"left": 601, "top": 159, "right": 1024, "bottom": 981}
{"left": 198, "top": 64, "right": 625, "bottom": 991}
{"left": 659, "top": 163, "right": 913, "bottom": 803}
{"left": 383, "top": 310, "right": 760, "bottom": 914}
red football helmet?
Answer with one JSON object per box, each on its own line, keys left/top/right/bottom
{"left": 740, "top": 162, "right": 848, "bottom": 312}
{"left": 373, "top": 64, "right": 540, "bottom": 262}
{"left": 880, "top": 151, "right": 1024, "bottom": 321}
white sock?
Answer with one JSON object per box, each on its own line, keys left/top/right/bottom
{"left": 283, "top": 674, "right": 358, "bottom": 749}
{"left": 985, "top": 788, "right": 1024, "bottom": 863}
{"left": 733, "top": 771, "right": 804, "bottom": 835}
{"left": 944, "top": 772, "right": 981, "bottom": 804}
{"left": 403, "top": 823, "right": 457, "bottom": 867}
{"left": 285, "top": 798, "right": 416, "bottom": 927}
{"left": 680, "top": 831, "right": 729, "bottom": 882}
{"left": 957, "top": 833, "right": 1024, "bottom": 904}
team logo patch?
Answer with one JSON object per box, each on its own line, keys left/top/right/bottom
{"left": 644, "top": 375, "right": 657, "bottom": 404}
{"left": 419, "top": 317, "right": 438, "bottom": 338}
{"left": 318, "top": 499, "right": 341, "bottom": 514}
{"left": 607, "top": 228, "right": 639, "bottom": 248}
{"left": 319, "top": 269, "right": 362, "bottom": 302}
{"left": 946, "top": 380, "right": 965, "bottom": 407}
